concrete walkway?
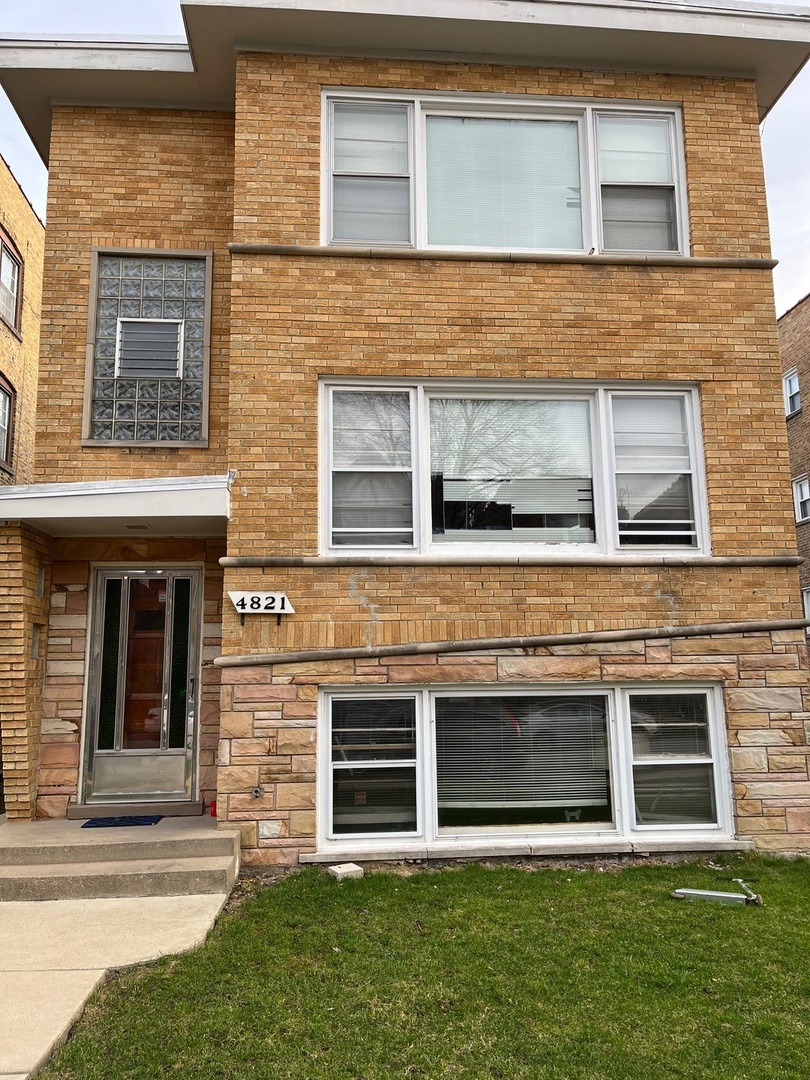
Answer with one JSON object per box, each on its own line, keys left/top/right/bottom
{"left": 0, "top": 892, "right": 228, "bottom": 1078}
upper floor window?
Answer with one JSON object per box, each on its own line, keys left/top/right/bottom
{"left": 784, "top": 369, "right": 800, "bottom": 416}
{"left": 0, "top": 372, "right": 15, "bottom": 472}
{"left": 324, "top": 94, "right": 686, "bottom": 255}
{"left": 793, "top": 477, "right": 810, "bottom": 523}
{"left": 0, "top": 233, "right": 21, "bottom": 331}
{"left": 83, "top": 251, "right": 212, "bottom": 446}
{"left": 322, "top": 382, "right": 706, "bottom": 556}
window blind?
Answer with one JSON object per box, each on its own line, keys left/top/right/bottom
{"left": 426, "top": 116, "right": 582, "bottom": 249}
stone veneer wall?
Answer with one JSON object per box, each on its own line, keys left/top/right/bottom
{"left": 217, "top": 629, "right": 810, "bottom": 865}
{"left": 35, "top": 538, "right": 225, "bottom": 817}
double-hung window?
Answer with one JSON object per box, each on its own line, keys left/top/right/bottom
{"left": 325, "top": 93, "right": 686, "bottom": 254}
{"left": 784, "top": 369, "right": 801, "bottom": 416}
{"left": 324, "top": 383, "right": 706, "bottom": 555}
{"left": 793, "top": 477, "right": 810, "bottom": 522}
{"left": 0, "top": 373, "right": 14, "bottom": 472}
{"left": 84, "top": 251, "right": 211, "bottom": 445}
{"left": 0, "top": 234, "right": 21, "bottom": 331}
{"left": 323, "top": 686, "right": 730, "bottom": 845}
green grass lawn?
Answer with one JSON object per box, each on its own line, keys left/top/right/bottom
{"left": 41, "top": 855, "right": 810, "bottom": 1080}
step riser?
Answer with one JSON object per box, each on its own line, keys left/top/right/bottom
{"left": 0, "top": 836, "right": 239, "bottom": 866}
{"left": 0, "top": 867, "right": 236, "bottom": 902}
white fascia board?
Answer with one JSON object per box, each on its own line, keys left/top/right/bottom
{"left": 0, "top": 38, "right": 193, "bottom": 72}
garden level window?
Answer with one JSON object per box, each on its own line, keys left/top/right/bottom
{"left": 0, "top": 374, "right": 14, "bottom": 471}
{"left": 324, "top": 384, "right": 706, "bottom": 555}
{"left": 0, "top": 236, "right": 21, "bottom": 330}
{"left": 784, "top": 370, "right": 801, "bottom": 416}
{"left": 325, "top": 95, "right": 686, "bottom": 254}
{"left": 323, "top": 687, "right": 730, "bottom": 844}
{"left": 84, "top": 252, "right": 212, "bottom": 445}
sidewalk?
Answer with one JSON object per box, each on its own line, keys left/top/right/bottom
{"left": 0, "top": 893, "right": 227, "bottom": 1078}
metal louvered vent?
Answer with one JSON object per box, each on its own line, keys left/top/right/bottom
{"left": 117, "top": 319, "right": 182, "bottom": 379}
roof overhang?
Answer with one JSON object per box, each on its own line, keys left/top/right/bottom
{"left": 1, "top": 0, "right": 810, "bottom": 163}
{"left": 0, "top": 474, "right": 232, "bottom": 537}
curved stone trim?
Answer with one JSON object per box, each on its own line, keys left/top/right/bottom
{"left": 214, "top": 617, "right": 810, "bottom": 669}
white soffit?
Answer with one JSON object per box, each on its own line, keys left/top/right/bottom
{"left": 1, "top": 0, "right": 810, "bottom": 162}
{"left": 0, "top": 474, "right": 231, "bottom": 537}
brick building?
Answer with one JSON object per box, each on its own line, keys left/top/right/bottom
{"left": 779, "top": 294, "right": 810, "bottom": 619}
{"left": 2, "top": 0, "right": 810, "bottom": 864}
{"left": 0, "top": 153, "right": 44, "bottom": 814}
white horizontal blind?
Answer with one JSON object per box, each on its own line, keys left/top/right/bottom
{"left": 0, "top": 388, "right": 9, "bottom": 461}
{"left": 629, "top": 693, "right": 717, "bottom": 826}
{"left": 0, "top": 247, "right": 19, "bottom": 326}
{"left": 426, "top": 116, "right": 582, "bottom": 249}
{"left": 332, "top": 103, "right": 411, "bottom": 243}
{"left": 612, "top": 395, "right": 696, "bottom": 547}
{"left": 435, "top": 695, "right": 611, "bottom": 827}
{"left": 117, "top": 320, "right": 182, "bottom": 378}
{"left": 430, "top": 398, "right": 594, "bottom": 543}
{"left": 331, "top": 390, "right": 414, "bottom": 546}
{"left": 784, "top": 371, "right": 801, "bottom": 415}
{"left": 794, "top": 478, "right": 810, "bottom": 521}
{"left": 598, "top": 115, "right": 677, "bottom": 251}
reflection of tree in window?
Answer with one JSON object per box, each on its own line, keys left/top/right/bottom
{"left": 429, "top": 398, "right": 594, "bottom": 543}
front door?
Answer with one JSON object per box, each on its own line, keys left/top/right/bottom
{"left": 83, "top": 567, "right": 202, "bottom": 804}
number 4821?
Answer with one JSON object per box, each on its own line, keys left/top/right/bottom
{"left": 234, "top": 594, "right": 289, "bottom": 612}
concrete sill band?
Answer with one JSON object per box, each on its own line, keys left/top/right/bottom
{"left": 228, "top": 243, "right": 777, "bottom": 270}
{"left": 220, "top": 555, "right": 802, "bottom": 568}
{"left": 300, "top": 838, "right": 755, "bottom": 864}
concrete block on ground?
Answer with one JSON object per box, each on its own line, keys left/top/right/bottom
{"left": 327, "top": 862, "right": 364, "bottom": 881}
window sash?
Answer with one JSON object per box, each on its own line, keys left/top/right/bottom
{"left": 0, "top": 245, "right": 20, "bottom": 327}
{"left": 325, "top": 95, "right": 686, "bottom": 255}
{"left": 794, "top": 478, "right": 810, "bottom": 522}
{"left": 784, "top": 371, "right": 801, "bottom": 416}
{"left": 323, "top": 686, "right": 727, "bottom": 844}
{"left": 324, "top": 384, "right": 705, "bottom": 555}
{"left": 0, "top": 387, "right": 10, "bottom": 463}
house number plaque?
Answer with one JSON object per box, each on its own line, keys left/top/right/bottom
{"left": 228, "top": 592, "right": 295, "bottom": 625}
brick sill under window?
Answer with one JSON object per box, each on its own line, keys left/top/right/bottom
{"left": 0, "top": 314, "right": 22, "bottom": 342}
{"left": 300, "top": 837, "right": 753, "bottom": 863}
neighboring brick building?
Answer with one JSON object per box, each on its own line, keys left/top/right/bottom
{"left": 0, "top": 153, "right": 44, "bottom": 815}
{"left": 2, "top": 0, "right": 810, "bottom": 862}
{"left": 779, "top": 294, "right": 810, "bottom": 617}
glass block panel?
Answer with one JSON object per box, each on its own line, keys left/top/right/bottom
{"left": 138, "top": 381, "right": 160, "bottom": 400}
{"left": 113, "top": 422, "right": 136, "bottom": 440}
{"left": 116, "top": 381, "right": 137, "bottom": 399}
{"left": 91, "top": 400, "right": 114, "bottom": 421}
{"left": 96, "top": 318, "right": 118, "bottom": 339}
{"left": 136, "top": 423, "right": 158, "bottom": 441}
{"left": 185, "top": 278, "right": 206, "bottom": 299}
{"left": 163, "top": 300, "right": 184, "bottom": 319}
{"left": 96, "top": 340, "right": 116, "bottom": 359}
{"left": 187, "top": 260, "right": 206, "bottom": 279}
{"left": 98, "top": 299, "right": 120, "bottom": 317}
{"left": 120, "top": 299, "right": 141, "bottom": 318}
{"left": 99, "top": 258, "right": 121, "bottom": 278}
{"left": 159, "top": 401, "right": 181, "bottom": 421}
{"left": 159, "top": 423, "right": 180, "bottom": 441}
{"left": 137, "top": 400, "right": 159, "bottom": 420}
{"left": 142, "top": 300, "right": 163, "bottom": 318}
{"left": 143, "top": 279, "right": 163, "bottom": 298}
{"left": 91, "top": 422, "right": 114, "bottom": 440}
{"left": 165, "top": 278, "right": 185, "bottom": 298}
{"left": 121, "top": 278, "right": 142, "bottom": 298}
{"left": 164, "top": 260, "right": 185, "bottom": 278}
{"left": 186, "top": 302, "right": 205, "bottom": 319}
{"left": 185, "top": 320, "right": 204, "bottom": 340}
{"left": 95, "top": 359, "right": 116, "bottom": 378}
{"left": 143, "top": 259, "right": 165, "bottom": 278}
{"left": 184, "top": 362, "right": 203, "bottom": 380}
{"left": 160, "top": 380, "right": 182, "bottom": 400}
{"left": 183, "top": 381, "right": 203, "bottom": 401}
{"left": 122, "top": 258, "right": 144, "bottom": 277}
{"left": 181, "top": 423, "right": 202, "bottom": 441}
{"left": 114, "top": 400, "right": 136, "bottom": 420}
{"left": 185, "top": 341, "right": 204, "bottom": 361}
{"left": 99, "top": 278, "right": 122, "bottom": 298}
{"left": 181, "top": 401, "right": 202, "bottom": 421}
{"left": 93, "top": 380, "right": 116, "bottom": 399}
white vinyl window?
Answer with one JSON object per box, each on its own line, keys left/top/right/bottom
{"left": 0, "top": 239, "right": 21, "bottom": 329}
{"left": 325, "top": 94, "right": 686, "bottom": 254}
{"left": 322, "top": 686, "right": 730, "bottom": 846}
{"left": 803, "top": 588, "right": 810, "bottom": 631}
{"left": 784, "top": 369, "right": 801, "bottom": 416}
{"left": 323, "top": 383, "right": 706, "bottom": 556}
{"left": 793, "top": 477, "right": 810, "bottom": 522}
{"left": 0, "top": 379, "right": 12, "bottom": 468}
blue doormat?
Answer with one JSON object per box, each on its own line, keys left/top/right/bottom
{"left": 81, "top": 815, "right": 163, "bottom": 828}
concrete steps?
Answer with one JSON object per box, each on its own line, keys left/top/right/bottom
{"left": 0, "top": 818, "right": 241, "bottom": 901}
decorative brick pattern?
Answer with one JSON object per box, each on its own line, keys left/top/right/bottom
{"left": 218, "top": 629, "right": 810, "bottom": 865}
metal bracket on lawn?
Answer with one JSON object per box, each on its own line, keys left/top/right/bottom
{"left": 671, "top": 878, "right": 763, "bottom": 906}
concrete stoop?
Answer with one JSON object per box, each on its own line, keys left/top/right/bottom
{"left": 0, "top": 818, "right": 241, "bottom": 901}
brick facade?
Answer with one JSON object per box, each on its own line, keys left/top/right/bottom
{"left": 779, "top": 295, "right": 810, "bottom": 595}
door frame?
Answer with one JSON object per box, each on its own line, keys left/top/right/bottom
{"left": 79, "top": 563, "right": 204, "bottom": 805}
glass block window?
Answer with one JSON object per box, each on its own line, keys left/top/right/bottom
{"left": 89, "top": 255, "right": 208, "bottom": 443}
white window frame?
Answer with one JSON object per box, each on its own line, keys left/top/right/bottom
{"left": 793, "top": 476, "right": 810, "bottom": 523}
{"left": 803, "top": 588, "right": 810, "bottom": 632}
{"left": 320, "top": 379, "right": 709, "bottom": 558}
{"left": 321, "top": 90, "right": 689, "bottom": 256}
{"left": 318, "top": 683, "right": 732, "bottom": 852}
{"left": 0, "top": 380, "right": 12, "bottom": 468}
{"left": 114, "top": 317, "right": 184, "bottom": 379}
{"left": 784, "top": 369, "right": 801, "bottom": 416}
{"left": 0, "top": 238, "right": 21, "bottom": 331}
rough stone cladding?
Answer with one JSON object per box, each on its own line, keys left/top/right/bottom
{"left": 0, "top": 525, "right": 52, "bottom": 818}
{"left": 779, "top": 295, "right": 810, "bottom": 594}
{"left": 217, "top": 629, "right": 810, "bottom": 866}
{"left": 34, "top": 108, "right": 234, "bottom": 482}
{"left": 0, "top": 154, "right": 44, "bottom": 485}
{"left": 35, "top": 538, "right": 225, "bottom": 819}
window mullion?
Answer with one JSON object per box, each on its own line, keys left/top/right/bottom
{"left": 594, "top": 388, "right": 617, "bottom": 553}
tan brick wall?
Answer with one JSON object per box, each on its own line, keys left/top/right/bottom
{"left": 0, "top": 155, "right": 44, "bottom": 485}
{"left": 35, "top": 538, "right": 225, "bottom": 817}
{"left": 34, "top": 108, "right": 234, "bottom": 482}
{"left": 779, "top": 295, "right": 810, "bottom": 593}
{"left": 218, "top": 629, "right": 810, "bottom": 866}
{"left": 0, "top": 525, "right": 52, "bottom": 818}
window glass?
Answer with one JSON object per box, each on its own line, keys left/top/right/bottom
{"left": 0, "top": 244, "right": 20, "bottom": 327}
{"left": 426, "top": 116, "right": 582, "bottom": 249}
{"left": 90, "top": 255, "right": 206, "bottom": 442}
{"left": 429, "top": 397, "right": 594, "bottom": 543}
{"left": 0, "top": 386, "right": 10, "bottom": 464}
{"left": 435, "top": 695, "right": 611, "bottom": 829}
{"left": 784, "top": 371, "right": 801, "bottom": 415}
{"left": 598, "top": 115, "right": 673, "bottom": 183}
{"left": 795, "top": 478, "right": 810, "bottom": 521}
